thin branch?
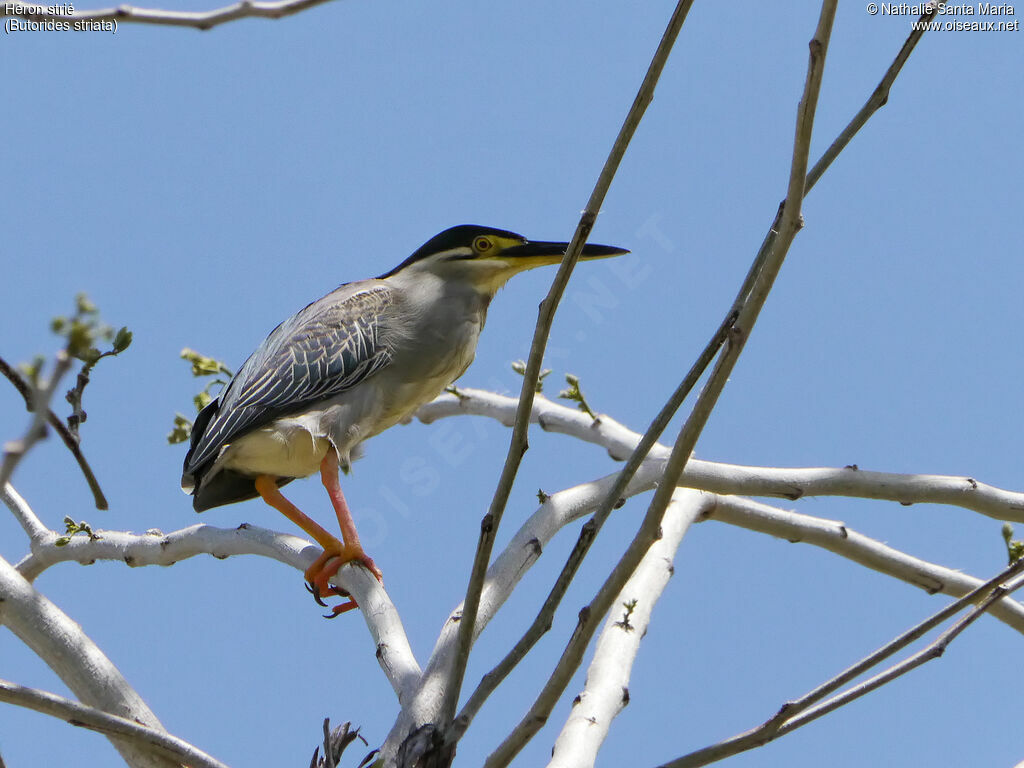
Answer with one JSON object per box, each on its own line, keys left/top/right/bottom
{"left": 0, "top": 351, "right": 72, "bottom": 493}
{"left": 805, "top": 4, "right": 945, "bottom": 191}
{"left": 451, "top": 320, "right": 729, "bottom": 740}
{"left": 782, "top": 572, "right": 1024, "bottom": 728}
{"left": 0, "top": 679, "right": 229, "bottom": 768}
{"left": 723, "top": 2, "right": 943, "bottom": 323}
{"left": 0, "top": 0, "right": 335, "bottom": 30}
{"left": 442, "top": 0, "right": 698, "bottom": 734}
{"left": 1, "top": 354, "right": 107, "bottom": 510}
{"left": 418, "top": 389, "right": 1024, "bottom": 523}
{"left": 2, "top": 483, "right": 49, "bottom": 542}
{"left": 660, "top": 561, "right": 1024, "bottom": 768}
{"left": 12, "top": 522, "right": 422, "bottom": 706}
{"left": 710, "top": 495, "right": 1024, "bottom": 633}
{"left": 548, "top": 490, "right": 704, "bottom": 768}
{"left": 485, "top": 4, "right": 838, "bottom": 763}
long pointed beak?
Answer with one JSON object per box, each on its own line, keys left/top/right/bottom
{"left": 501, "top": 240, "right": 629, "bottom": 262}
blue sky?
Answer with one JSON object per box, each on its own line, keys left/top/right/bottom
{"left": 2, "top": 2, "right": 1023, "bottom": 766}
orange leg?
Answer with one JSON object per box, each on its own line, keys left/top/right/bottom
{"left": 318, "top": 450, "right": 383, "bottom": 588}
{"left": 253, "top": 452, "right": 382, "bottom": 617}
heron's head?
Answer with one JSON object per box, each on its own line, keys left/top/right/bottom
{"left": 379, "top": 225, "right": 629, "bottom": 296}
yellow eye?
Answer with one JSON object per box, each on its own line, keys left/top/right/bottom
{"left": 473, "top": 236, "right": 493, "bottom": 253}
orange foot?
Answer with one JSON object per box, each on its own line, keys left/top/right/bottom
{"left": 304, "top": 544, "right": 383, "bottom": 618}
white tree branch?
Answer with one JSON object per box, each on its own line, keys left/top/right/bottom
{"left": 548, "top": 490, "right": 704, "bottom": 768}
{"left": 0, "top": 679, "right": 229, "bottom": 768}
{"left": 416, "top": 389, "right": 1024, "bottom": 523}
{"left": 379, "top": 462, "right": 675, "bottom": 764}
{"left": 0, "top": 554, "right": 180, "bottom": 768}
{"left": 0, "top": 0, "right": 335, "bottom": 30}
{"left": 11, "top": 388, "right": 1021, "bottom": 765}
{"left": 16, "top": 521, "right": 324, "bottom": 580}
{"left": 12, "top": 521, "right": 422, "bottom": 706}
{"left": 709, "top": 495, "right": 1024, "bottom": 633}
{"left": 2, "top": 483, "right": 48, "bottom": 542}
{"left": 382, "top": 458, "right": 1023, "bottom": 759}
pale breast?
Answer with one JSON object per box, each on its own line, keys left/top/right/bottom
{"left": 219, "top": 414, "right": 332, "bottom": 479}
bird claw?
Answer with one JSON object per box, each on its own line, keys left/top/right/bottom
{"left": 323, "top": 599, "right": 359, "bottom": 619}
{"left": 303, "top": 547, "right": 379, "bottom": 617}
{"left": 305, "top": 580, "right": 329, "bottom": 607}
{"left": 305, "top": 561, "right": 357, "bottom": 612}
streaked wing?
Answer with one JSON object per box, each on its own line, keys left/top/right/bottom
{"left": 184, "top": 284, "right": 394, "bottom": 474}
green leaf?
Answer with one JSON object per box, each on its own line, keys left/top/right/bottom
{"left": 168, "top": 413, "right": 193, "bottom": 444}
{"left": 113, "top": 327, "right": 133, "bottom": 353}
{"left": 559, "top": 373, "right": 598, "bottom": 420}
{"left": 78, "top": 348, "right": 102, "bottom": 366}
{"left": 180, "top": 348, "right": 232, "bottom": 378}
{"left": 510, "top": 360, "right": 552, "bottom": 393}
{"left": 57, "top": 516, "right": 98, "bottom": 543}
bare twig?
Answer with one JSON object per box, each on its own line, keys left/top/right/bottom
{"left": 782, "top": 572, "right": 1024, "bottom": 726}
{"left": 485, "top": 4, "right": 838, "bottom": 763}
{"left": 805, "top": 4, "right": 946, "bottom": 192}
{"left": 0, "top": 0, "right": 335, "bottom": 30}
{"left": 451, "top": 321, "right": 728, "bottom": 739}
{"left": 661, "top": 560, "right": 1024, "bottom": 767}
{"left": 0, "top": 351, "right": 72, "bottom": 493}
{"left": 441, "top": 0, "right": 699, "bottom": 736}
{"left": 710, "top": 495, "right": 1024, "bottom": 633}
{"left": 0, "top": 679, "right": 228, "bottom": 768}
{"left": 0, "top": 355, "right": 108, "bottom": 510}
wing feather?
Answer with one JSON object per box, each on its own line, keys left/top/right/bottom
{"left": 183, "top": 284, "right": 395, "bottom": 476}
